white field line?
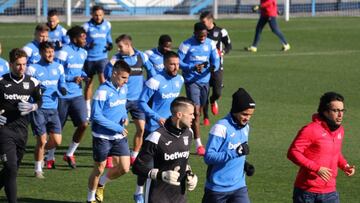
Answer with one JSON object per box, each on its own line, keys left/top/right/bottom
{"left": 228, "top": 50, "right": 360, "bottom": 58}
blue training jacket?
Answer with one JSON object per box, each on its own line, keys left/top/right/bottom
{"left": 91, "top": 80, "right": 128, "bottom": 140}
{"left": 55, "top": 43, "right": 88, "bottom": 99}
{"left": 26, "top": 59, "right": 67, "bottom": 109}
{"left": 23, "top": 40, "right": 41, "bottom": 65}
{"left": 83, "top": 19, "right": 112, "bottom": 61}
{"left": 144, "top": 47, "right": 165, "bottom": 75}
{"left": 204, "top": 113, "right": 250, "bottom": 192}
{"left": 139, "top": 71, "right": 184, "bottom": 132}
{"left": 0, "top": 57, "right": 9, "bottom": 77}
{"left": 178, "top": 36, "right": 220, "bottom": 84}
{"left": 48, "top": 24, "right": 70, "bottom": 50}
{"left": 104, "top": 50, "right": 156, "bottom": 101}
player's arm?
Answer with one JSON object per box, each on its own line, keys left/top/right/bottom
{"left": 57, "top": 64, "right": 68, "bottom": 95}
{"left": 204, "top": 124, "right": 243, "bottom": 165}
{"left": 141, "top": 52, "right": 156, "bottom": 78}
{"left": 178, "top": 42, "right": 194, "bottom": 72}
{"left": 91, "top": 89, "right": 125, "bottom": 133}
{"left": 209, "top": 42, "right": 220, "bottom": 72}
{"left": 287, "top": 126, "right": 320, "bottom": 172}
{"left": 139, "top": 78, "right": 162, "bottom": 122}
{"left": 132, "top": 139, "right": 158, "bottom": 178}
{"left": 221, "top": 28, "right": 232, "bottom": 54}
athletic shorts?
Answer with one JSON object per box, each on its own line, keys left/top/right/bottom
{"left": 84, "top": 58, "right": 109, "bottom": 78}
{"left": 58, "top": 96, "right": 87, "bottom": 127}
{"left": 185, "top": 82, "right": 209, "bottom": 106}
{"left": 92, "top": 137, "right": 130, "bottom": 162}
{"left": 126, "top": 100, "right": 145, "bottom": 120}
{"left": 202, "top": 186, "right": 250, "bottom": 203}
{"left": 210, "top": 69, "right": 224, "bottom": 89}
{"left": 30, "top": 108, "right": 62, "bottom": 136}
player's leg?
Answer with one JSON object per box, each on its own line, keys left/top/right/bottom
{"left": 63, "top": 96, "right": 88, "bottom": 168}
{"left": 31, "top": 109, "right": 48, "bottom": 177}
{"left": 0, "top": 130, "right": 20, "bottom": 203}
{"left": 96, "top": 58, "right": 108, "bottom": 84}
{"left": 268, "top": 17, "right": 290, "bottom": 51}
{"left": 202, "top": 188, "right": 229, "bottom": 203}
{"left": 209, "top": 69, "right": 223, "bottom": 115}
{"left": 246, "top": 16, "right": 268, "bottom": 52}
{"left": 185, "top": 83, "right": 205, "bottom": 156}
{"left": 228, "top": 186, "right": 251, "bottom": 203}
{"left": 87, "top": 137, "right": 109, "bottom": 203}
{"left": 44, "top": 109, "right": 62, "bottom": 169}
{"left": 83, "top": 60, "right": 96, "bottom": 120}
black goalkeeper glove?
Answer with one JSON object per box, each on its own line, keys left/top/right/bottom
{"left": 237, "top": 142, "right": 249, "bottom": 156}
{"left": 244, "top": 161, "right": 255, "bottom": 176}
{"left": 104, "top": 43, "right": 113, "bottom": 52}
{"left": 60, "top": 87, "right": 67, "bottom": 96}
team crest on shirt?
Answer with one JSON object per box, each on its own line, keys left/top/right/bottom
{"left": 120, "top": 88, "right": 126, "bottom": 94}
{"left": 213, "top": 31, "right": 219, "bottom": 37}
{"left": 80, "top": 53, "right": 85, "bottom": 60}
{"left": 52, "top": 69, "right": 58, "bottom": 75}
{"left": 55, "top": 31, "right": 60, "bottom": 37}
{"left": 203, "top": 46, "right": 209, "bottom": 52}
{"left": 23, "top": 82, "right": 29, "bottom": 89}
{"left": 183, "top": 136, "right": 189, "bottom": 146}
{"left": 175, "top": 81, "right": 180, "bottom": 88}
{"left": 337, "top": 133, "right": 342, "bottom": 140}
{"left": 101, "top": 25, "right": 106, "bottom": 31}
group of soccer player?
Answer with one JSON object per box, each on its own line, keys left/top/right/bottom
{"left": 0, "top": 4, "right": 236, "bottom": 202}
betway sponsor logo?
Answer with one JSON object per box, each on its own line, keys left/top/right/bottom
{"left": 42, "top": 80, "right": 58, "bottom": 86}
{"left": 164, "top": 151, "right": 189, "bottom": 161}
{"left": 162, "top": 92, "right": 179, "bottom": 99}
{"left": 109, "top": 99, "right": 126, "bottom": 107}
{"left": 90, "top": 33, "right": 106, "bottom": 38}
{"left": 228, "top": 142, "right": 241, "bottom": 150}
{"left": 68, "top": 64, "right": 84, "bottom": 69}
{"left": 4, "top": 93, "right": 30, "bottom": 101}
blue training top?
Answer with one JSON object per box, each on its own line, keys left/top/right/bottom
{"left": 0, "top": 57, "right": 9, "bottom": 77}
{"left": 23, "top": 40, "right": 41, "bottom": 65}
{"left": 145, "top": 47, "right": 165, "bottom": 75}
{"left": 204, "top": 113, "right": 250, "bottom": 192}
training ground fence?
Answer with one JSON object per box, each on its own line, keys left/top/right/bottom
{"left": 0, "top": 0, "right": 359, "bottom": 24}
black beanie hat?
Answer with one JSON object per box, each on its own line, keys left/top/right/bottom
{"left": 231, "top": 88, "right": 256, "bottom": 113}
{"left": 194, "top": 22, "right": 207, "bottom": 32}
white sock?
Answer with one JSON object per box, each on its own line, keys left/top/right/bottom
{"left": 47, "top": 148, "right": 56, "bottom": 160}
{"left": 195, "top": 138, "right": 202, "bottom": 148}
{"left": 66, "top": 141, "right": 80, "bottom": 157}
{"left": 35, "top": 161, "right": 43, "bottom": 172}
{"left": 86, "top": 100, "right": 91, "bottom": 119}
{"left": 131, "top": 151, "right": 139, "bottom": 158}
{"left": 99, "top": 172, "right": 110, "bottom": 186}
{"left": 87, "top": 189, "right": 96, "bottom": 201}
{"left": 135, "top": 185, "right": 144, "bottom": 195}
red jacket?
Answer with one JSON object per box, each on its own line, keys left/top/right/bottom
{"left": 287, "top": 114, "right": 348, "bottom": 193}
{"left": 260, "top": 0, "right": 278, "bottom": 17}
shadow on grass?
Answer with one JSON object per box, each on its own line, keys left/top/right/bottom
{"left": 0, "top": 197, "right": 81, "bottom": 203}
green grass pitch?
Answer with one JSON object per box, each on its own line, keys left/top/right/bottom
{"left": 0, "top": 17, "right": 360, "bottom": 202}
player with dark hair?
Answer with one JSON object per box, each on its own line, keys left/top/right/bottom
{"left": 23, "top": 23, "right": 49, "bottom": 65}
{"left": 26, "top": 41, "right": 67, "bottom": 177}
{"left": 0, "top": 48, "right": 42, "bottom": 203}
{"left": 245, "top": 0, "right": 290, "bottom": 52}
{"left": 133, "top": 51, "right": 184, "bottom": 202}
{"left": 0, "top": 42, "right": 9, "bottom": 77}
{"left": 145, "top": 34, "right": 173, "bottom": 74}
{"left": 288, "top": 92, "right": 355, "bottom": 203}
{"left": 55, "top": 25, "right": 89, "bottom": 168}
{"left": 203, "top": 88, "right": 256, "bottom": 203}
{"left": 132, "top": 96, "right": 198, "bottom": 203}
{"left": 46, "top": 9, "right": 70, "bottom": 51}
{"left": 200, "top": 11, "right": 232, "bottom": 126}
{"left": 83, "top": 5, "right": 113, "bottom": 121}
{"left": 87, "top": 60, "right": 131, "bottom": 203}
{"left": 178, "top": 22, "right": 220, "bottom": 156}
{"left": 104, "top": 34, "right": 156, "bottom": 168}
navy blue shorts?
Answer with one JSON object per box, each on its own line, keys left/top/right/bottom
{"left": 58, "top": 96, "right": 87, "bottom": 127}
{"left": 293, "top": 187, "right": 339, "bottom": 203}
{"left": 202, "top": 186, "right": 250, "bottom": 203}
{"left": 185, "top": 82, "right": 209, "bottom": 106}
{"left": 92, "top": 137, "right": 130, "bottom": 162}
{"left": 84, "top": 58, "right": 109, "bottom": 78}
{"left": 30, "top": 108, "right": 62, "bottom": 136}
{"left": 126, "top": 100, "right": 145, "bottom": 120}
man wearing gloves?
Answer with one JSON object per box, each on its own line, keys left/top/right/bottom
{"left": 287, "top": 92, "right": 355, "bottom": 203}
{"left": 0, "top": 48, "right": 42, "bottom": 203}
{"left": 203, "top": 88, "right": 255, "bottom": 203}
{"left": 132, "top": 97, "right": 198, "bottom": 203}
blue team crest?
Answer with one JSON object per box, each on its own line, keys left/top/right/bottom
{"left": 80, "top": 54, "right": 85, "bottom": 60}
{"left": 121, "top": 88, "right": 126, "bottom": 94}
{"left": 55, "top": 31, "right": 60, "bottom": 37}
{"left": 23, "top": 82, "right": 29, "bottom": 89}
{"left": 183, "top": 136, "right": 189, "bottom": 146}
{"left": 109, "top": 92, "right": 114, "bottom": 97}
{"left": 101, "top": 25, "right": 106, "bottom": 31}
{"left": 203, "top": 46, "right": 209, "bottom": 52}
{"left": 52, "top": 69, "right": 58, "bottom": 75}
{"left": 175, "top": 81, "right": 180, "bottom": 88}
